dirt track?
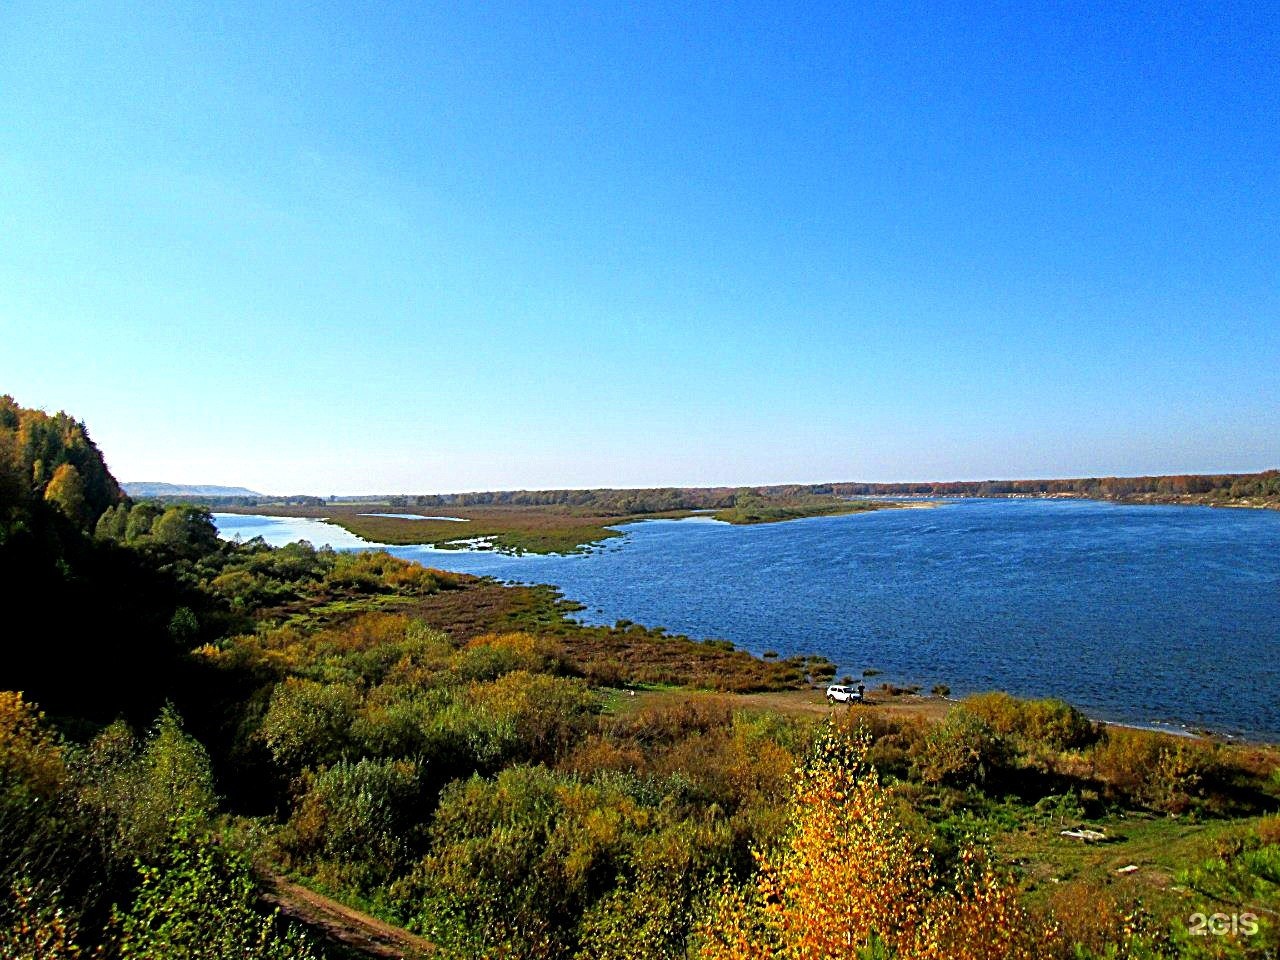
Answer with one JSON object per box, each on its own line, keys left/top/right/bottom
{"left": 259, "top": 869, "right": 435, "bottom": 959}
{"left": 732, "top": 688, "right": 954, "bottom": 721}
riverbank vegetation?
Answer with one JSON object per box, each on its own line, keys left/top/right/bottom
{"left": 4, "top": 395, "right": 1279, "bottom": 958}
{"left": 215, "top": 490, "right": 908, "bottom": 554}
{"left": 192, "top": 469, "right": 1278, "bottom": 554}
{"left": 216, "top": 501, "right": 694, "bottom": 554}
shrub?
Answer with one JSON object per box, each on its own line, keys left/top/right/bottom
{"left": 0, "top": 879, "right": 83, "bottom": 960}
{"left": 112, "top": 831, "right": 319, "bottom": 960}
{"left": 257, "top": 678, "right": 360, "bottom": 771}
{"left": 1092, "top": 728, "right": 1220, "bottom": 813}
{"left": 608, "top": 696, "right": 734, "bottom": 748}
{"left": 1147, "top": 739, "right": 1220, "bottom": 815}
{"left": 574, "top": 870, "right": 698, "bottom": 960}
{"left": 912, "top": 710, "right": 1010, "bottom": 787}
{"left": 1042, "top": 882, "right": 1156, "bottom": 959}
{"left": 574, "top": 822, "right": 729, "bottom": 960}
{"left": 69, "top": 707, "right": 216, "bottom": 865}
{"left": 1090, "top": 727, "right": 1160, "bottom": 797}
{"left": 0, "top": 692, "right": 65, "bottom": 797}
{"left": 350, "top": 691, "right": 444, "bottom": 760}
{"left": 466, "top": 672, "right": 600, "bottom": 766}
{"left": 560, "top": 735, "right": 646, "bottom": 778}
{"left": 280, "top": 758, "right": 423, "bottom": 888}
{"left": 960, "top": 692, "right": 1097, "bottom": 750}
{"left": 1018, "top": 698, "right": 1098, "bottom": 750}
{"left": 1257, "top": 815, "right": 1280, "bottom": 847}
{"left": 399, "top": 765, "right": 633, "bottom": 958}
{"left": 838, "top": 712, "right": 927, "bottom": 779}
{"left": 651, "top": 719, "right": 795, "bottom": 814}
{"left": 453, "top": 631, "right": 565, "bottom": 682}
{"left": 210, "top": 570, "right": 273, "bottom": 609}
{"left": 324, "top": 551, "right": 455, "bottom": 595}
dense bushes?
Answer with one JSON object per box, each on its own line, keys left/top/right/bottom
{"left": 453, "top": 631, "right": 567, "bottom": 681}
{"left": 259, "top": 678, "right": 362, "bottom": 771}
{"left": 836, "top": 695, "right": 1256, "bottom": 820}
{"left": 912, "top": 709, "right": 1011, "bottom": 787}
{"left": 279, "top": 758, "right": 426, "bottom": 892}
{"left": 111, "top": 832, "right": 320, "bottom": 960}
{"left": 1092, "top": 727, "right": 1226, "bottom": 814}
{"left": 244, "top": 615, "right": 600, "bottom": 785}
{"left": 6, "top": 383, "right": 1277, "bottom": 960}
{"left": 0, "top": 697, "right": 322, "bottom": 958}
{"left": 960, "top": 692, "right": 1098, "bottom": 750}
{"left": 393, "top": 764, "right": 741, "bottom": 959}
{"left": 68, "top": 707, "right": 217, "bottom": 866}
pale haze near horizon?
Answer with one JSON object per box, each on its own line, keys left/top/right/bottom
{"left": 2, "top": 2, "right": 1277, "bottom": 495}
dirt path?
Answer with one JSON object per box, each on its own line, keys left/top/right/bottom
{"left": 733, "top": 688, "right": 954, "bottom": 721}
{"left": 610, "top": 686, "right": 955, "bottom": 722}
{"left": 258, "top": 869, "right": 435, "bottom": 959}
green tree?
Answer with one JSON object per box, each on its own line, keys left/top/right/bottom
{"left": 112, "top": 831, "right": 319, "bottom": 960}
{"left": 125, "top": 502, "right": 162, "bottom": 542}
{"left": 258, "top": 679, "right": 360, "bottom": 771}
{"left": 151, "top": 506, "right": 220, "bottom": 556}
{"left": 168, "top": 606, "right": 200, "bottom": 645}
{"left": 95, "top": 502, "right": 130, "bottom": 541}
{"left": 70, "top": 707, "right": 216, "bottom": 865}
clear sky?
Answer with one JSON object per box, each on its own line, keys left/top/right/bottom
{"left": 2, "top": 1, "right": 1277, "bottom": 494}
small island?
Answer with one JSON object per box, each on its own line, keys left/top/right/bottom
{"left": 711, "top": 493, "right": 910, "bottom": 525}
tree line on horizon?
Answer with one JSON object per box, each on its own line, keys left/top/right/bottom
{"left": 154, "top": 470, "right": 1280, "bottom": 515}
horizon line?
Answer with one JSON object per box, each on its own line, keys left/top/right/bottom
{"left": 121, "top": 465, "right": 1280, "bottom": 500}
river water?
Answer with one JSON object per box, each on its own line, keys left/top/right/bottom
{"left": 214, "top": 499, "right": 1280, "bottom": 738}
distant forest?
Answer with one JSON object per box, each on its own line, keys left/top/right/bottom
{"left": 154, "top": 470, "right": 1280, "bottom": 514}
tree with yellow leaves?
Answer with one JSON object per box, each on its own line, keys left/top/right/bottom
{"left": 43, "top": 463, "right": 88, "bottom": 527}
{"left": 0, "top": 691, "right": 66, "bottom": 797}
{"left": 697, "top": 726, "right": 1052, "bottom": 960}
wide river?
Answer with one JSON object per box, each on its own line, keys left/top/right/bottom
{"left": 214, "top": 499, "right": 1280, "bottom": 739}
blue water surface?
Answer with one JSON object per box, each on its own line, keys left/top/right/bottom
{"left": 214, "top": 500, "right": 1280, "bottom": 738}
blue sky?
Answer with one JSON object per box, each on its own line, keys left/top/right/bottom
{"left": 2, "top": 1, "right": 1276, "bottom": 493}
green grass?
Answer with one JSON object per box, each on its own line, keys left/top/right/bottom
{"left": 971, "top": 796, "right": 1279, "bottom": 937}
{"left": 282, "top": 594, "right": 419, "bottom": 630}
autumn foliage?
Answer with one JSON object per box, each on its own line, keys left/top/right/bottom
{"left": 697, "top": 727, "right": 1051, "bottom": 960}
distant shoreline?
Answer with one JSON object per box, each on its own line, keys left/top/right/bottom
{"left": 206, "top": 485, "right": 1276, "bottom": 556}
